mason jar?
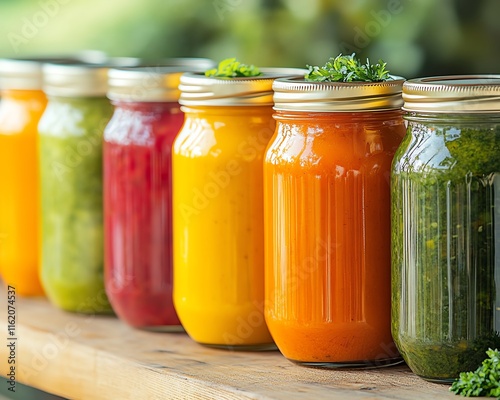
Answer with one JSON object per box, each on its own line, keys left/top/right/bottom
{"left": 39, "top": 63, "right": 117, "bottom": 313}
{"left": 0, "top": 58, "right": 47, "bottom": 296}
{"left": 104, "top": 59, "right": 215, "bottom": 330}
{"left": 173, "top": 68, "right": 304, "bottom": 349}
{"left": 392, "top": 75, "right": 500, "bottom": 382}
{"left": 265, "top": 77, "right": 406, "bottom": 367}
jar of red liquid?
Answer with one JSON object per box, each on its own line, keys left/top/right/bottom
{"left": 103, "top": 59, "right": 215, "bottom": 330}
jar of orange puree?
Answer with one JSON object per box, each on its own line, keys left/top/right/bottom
{"left": 264, "top": 56, "right": 406, "bottom": 367}
{"left": 173, "top": 60, "right": 304, "bottom": 349}
{"left": 0, "top": 58, "right": 47, "bottom": 296}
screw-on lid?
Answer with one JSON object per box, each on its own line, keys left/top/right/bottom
{"left": 179, "top": 68, "right": 307, "bottom": 107}
{"left": 0, "top": 59, "right": 48, "bottom": 90}
{"left": 107, "top": 58, "right": 216, "bottom": 102}
{"left": 43, "top": 57, "right": 142, "bottom": 97}
{"left": 0, "top": 51, "right": 108, "bottom": 91}
{"left": 272, "top": 76, "right": 405, "bottom": 112}
{"left": 403, "top": 75, "right": 500, "bottom": 113}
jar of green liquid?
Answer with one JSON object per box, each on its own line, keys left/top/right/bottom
{"left": 392, "top": 75, "right": 500, "bottom": 382}
{"left": 39, "top": 63, "right": 116, "bottom": 314}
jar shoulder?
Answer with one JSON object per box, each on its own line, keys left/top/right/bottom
{"left": 104, "top": 106, "right": 183, "bottom": 145}
{"left": 393, "top": 123, "right": 500, "bottom": 176}
{"left": 266, "top": 119, "right": 405, "bottom": 170}
{"left": 173, "top": 113, "right": 274, "bottom": 158}
{"left": 0, "top": 96, "right": 46, "bottom": 134}
{"left": 38, "top": 97, "right": 113, "bottom": 138}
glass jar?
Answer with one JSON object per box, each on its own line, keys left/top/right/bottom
{"left": 265, "top": 77, "right": 406, "bottom": 367}
{"left": 392, "top": 76, "right": 500, "bottom": 382}
{"left": 104, "top": 59, "right": 215, "bottom": 330}
{"left": 0, "top": 59, "right": 47, "bottom": 296}
{"left": 173, "top": 68, "right": 304, "bottom": 349}
{"left": 39, "top": 64, "right": 116, "bottom": 313}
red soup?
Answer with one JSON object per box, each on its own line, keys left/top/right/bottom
{"left": 103, "top": 61, "right": 214, "bottom": 330}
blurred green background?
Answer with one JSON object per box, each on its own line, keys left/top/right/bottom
{"left": 0, "top": 0, "right": 498, "bottom": 78}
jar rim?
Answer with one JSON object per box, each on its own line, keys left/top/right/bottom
{"left": 42, "top": 57, "right": 141, "bottom": 97}
{"left": 107, "top": 58, "right": 216, "bottom": 102}
{"left": 403, "top": 75, "right": 500, "bottom": 113}
{"left": 178, "top": 68, "right": 307, "bottom": 107}
{"left": 272, "top": 76, "right": 405, "bottom": 112}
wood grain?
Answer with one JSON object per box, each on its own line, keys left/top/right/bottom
{"left": 0, "top": 291, "right": 456, "bottom": 400}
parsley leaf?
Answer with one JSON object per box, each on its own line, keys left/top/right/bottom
{"left": 305, "top": 53, "right": 391, "bottom": 82}
{"left": 450, "top": 348, "right": 500, "bottom": 397}
{"left": 205, "top": 58, "right": 262, "bottom": 78}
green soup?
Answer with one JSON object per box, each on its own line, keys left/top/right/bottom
{"left": 39, "top": 96, "right": 113, "bottom": 313}
{"left": 391, "top": 117, "right": 500, "bottom": 382}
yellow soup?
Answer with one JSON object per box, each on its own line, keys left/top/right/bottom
{"left": 0, "top": 89, "right": 47, "bottom": 296}
{"left": 173, "top": 106, "right": 274, "bottom": 349}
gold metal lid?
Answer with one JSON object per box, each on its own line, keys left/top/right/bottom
{"left": 43, "top": 57, "right": 141, "bottom": 97}
{"left": 179, "top": 68, "right": 307, "bottom": 107}
{"left": 272, "top": 76, "right": 405, "bottom": 112}
{"left": 0, "top": 51, "right": 108, "bottom": 91}
{"left": 107, "top": 58, "right": 216, "bottom": 102}
{"left": 403, "top": 75, "right": 500, "bottom": 113}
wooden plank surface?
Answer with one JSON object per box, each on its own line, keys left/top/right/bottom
{"left": 0, "top": 290, "right": 456, "bottom": 400}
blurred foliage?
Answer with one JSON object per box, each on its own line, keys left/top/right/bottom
{"left": 0, "top": 0, "right": 499, "bottom": 78}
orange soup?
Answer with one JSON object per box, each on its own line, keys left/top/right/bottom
{"left": 264, "top": 110, "right": 405, "bottom": 365}
{"left": 0, "top": 89, "right": 47, "bottom": 295}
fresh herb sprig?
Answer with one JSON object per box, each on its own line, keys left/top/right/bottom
{"left": 205, "top": 58, "right": 262, "bottom": 78}
{"left": 450, "top": 348, "right": 500, "bottom": 397}
{"left": 305, "top": 53, "right": 391, "bottom": 82}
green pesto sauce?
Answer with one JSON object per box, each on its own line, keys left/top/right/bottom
{"left": 391, "top": 119, "right": 500, "bottom": 381}
{"left": 39, "top": 97, "right": 114, "bottom": 314}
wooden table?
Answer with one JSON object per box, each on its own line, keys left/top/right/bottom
{"left": 0, "top": 291, "right": 457, "bottom": 400}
